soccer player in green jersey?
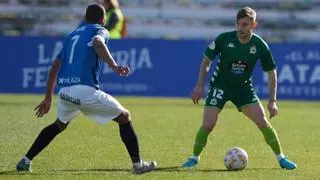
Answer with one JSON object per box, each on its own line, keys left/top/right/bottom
{"left": 181, "top": 7, "right": 296, "bottom": 170}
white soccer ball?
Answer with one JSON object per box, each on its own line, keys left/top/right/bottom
{"left": 224, "top": 147, "right": 248, "bottom": 170}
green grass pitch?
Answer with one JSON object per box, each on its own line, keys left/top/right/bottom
{"left": 1, "top": 94, "right": 319, "bottom": 180}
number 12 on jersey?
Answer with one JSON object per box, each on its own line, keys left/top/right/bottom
{"left": 211, "top": 88, "right": 224, "bottom": 99}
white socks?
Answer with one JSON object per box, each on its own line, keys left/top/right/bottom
{"left": 133, "top": 161, "right": 142, "bottom": 168}
{"left": 190, "top": 155, "right": 200, "bottom": 162}
{"left": 276, "top": 153, "right": 285, "bottom": 161}
{"left": 23, "top": 156, "right": 31, "bottom": 164}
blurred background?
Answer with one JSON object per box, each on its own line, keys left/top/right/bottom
{"left": 1, "top": 2, "right": 319, "bottom": 178}
{"left": 0, "top": 0, "right": 320, "bottom": 42}
{"left": 0, "top": 0, "right": 319, "bottom": 100}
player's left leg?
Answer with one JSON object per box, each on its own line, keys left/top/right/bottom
{"left": 240, "top": 103, "right": 296, "bottom": 170}
{"left": 113, "top": 110, "right": 156, "bottom": 174}
{"left": 82, "top": 89, "right": 156, "bottom": 174}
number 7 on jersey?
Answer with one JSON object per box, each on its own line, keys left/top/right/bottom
{"left": 69, "top": 35, "right": 80, "bottom": 64}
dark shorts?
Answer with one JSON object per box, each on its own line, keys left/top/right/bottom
{"left": 205, "top": 86, "right": 259, "bottom": 110}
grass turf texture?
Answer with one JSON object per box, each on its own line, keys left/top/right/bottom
{"left": 1, "top": 94, "right": 319, "bottom": 180}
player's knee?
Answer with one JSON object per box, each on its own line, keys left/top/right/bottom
{"left": 122, "top": 109, "right": 131, "bottom": 120}
{"left": 114, "top": 109, "right": 131, "bottom": 124}
{"left": 255, "top": 118, "right": 269, "bottom": 128}
{"left": 54, "top": 119, "right": 68, "bottom": 132}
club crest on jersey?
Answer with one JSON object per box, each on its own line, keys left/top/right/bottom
{"left": 227, "top": 43, "right": 235, "bottom": 48}
{"left": 209, "top": 41, "right": 215, "bottom": 50}
{"left": 250, "top": 46, "right": 256, "bottom": 54}
{"left": 210, "top": 98, "right": 218, "bottom": 106}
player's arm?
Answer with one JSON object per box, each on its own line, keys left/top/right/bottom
{"left": 92, "top": 34, "right": 117, "bottom": 69}
{"left": 267, "top": 68, "right": 279, "bottom": 119}
{"left": 260, "top": 42, "right": 277, "bottom": 102}
{"left": 45, "top": 59, "right": 61, "bottom": 100}
{"left": 191, "top": 37, "right": 220, "bottom": 104}
{"left": 196, "top": 37, "right": 221, "bottom": 87}
{"left": 196, "top": 57, "right": 212, "bottom": 87}
{"left": 267, "top": 69, "right": 277, "bottom": 102}
{"left": 91, "top": 31, "right": 129, "bottom": 76}
{"left": 260, "top": 41, "right": 278, "bottom": 118}
{"left": 191, "top": 57, "right": 211, "bottom": 104}
{"left": 34, "top": 59, "right": 61, "bottom": 118}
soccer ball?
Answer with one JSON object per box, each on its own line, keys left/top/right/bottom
{"left": 224, "top": 147, "right": 248, "bottom": 170}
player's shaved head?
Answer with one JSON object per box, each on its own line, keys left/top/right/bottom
{"left": 237, "top": 7, "right": 256, "bottom": 22}
{"left": 85, "top": 3, "right": 106, "bottom": 25}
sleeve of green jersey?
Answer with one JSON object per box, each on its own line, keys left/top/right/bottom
{"left": 260, "top": 41, "right": 276, "bottom": 71}
{"left": 204, "top": 34, "right": 222, "bottom": 60}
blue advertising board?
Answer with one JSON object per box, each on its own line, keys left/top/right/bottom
{"left": 0, "top": 36, "right": 319, "bottom": 100}
{"left": 253, "top": 43, "right": 320, "bottom": 100}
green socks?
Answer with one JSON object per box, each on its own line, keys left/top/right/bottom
{"left": 192, "top": 125, "right": 283, "bottom": 159}
{"left": 193, "top": 126, "right": 210, "bottom": 157}
{"left": 260, "top": 125, "right": 283, "bottom": 155}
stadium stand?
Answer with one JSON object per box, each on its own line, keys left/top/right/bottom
{"left": 0, "top": 0, "right": 319, "bottom": 42}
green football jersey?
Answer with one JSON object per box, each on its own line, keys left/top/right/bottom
{"left": 204, "top": 31, "right": 276, "bottom": 87}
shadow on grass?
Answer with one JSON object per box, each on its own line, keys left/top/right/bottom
{"left": 0, "top": 170, "right": 42, "bottom": 176}
{"left": 0, "top": 167, "right": 280, "bottom": 175}
{"left": 52, "top": 166, "right": 280, "bottom": 173}
{"left": 53, "top": 168, "right": 132, "bottom": 173}
{"left": 0, "top": 169, "right": 132, "bottom": 176}
{"left": 154, "top": 166, "right": 279, "bottom": 172}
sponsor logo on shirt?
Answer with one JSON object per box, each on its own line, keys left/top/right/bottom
{"left": 58, "top": 77, "right": 81, "bottom": 84}
{"left": 230, "top": 60, "right": 248, "bottom": 74}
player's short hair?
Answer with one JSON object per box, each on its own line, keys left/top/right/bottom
{"left": 236, "top": 7, "right": 256, "bottom": 22}
{"left": 85, "top": 3, "right": 105, "bottom": 24}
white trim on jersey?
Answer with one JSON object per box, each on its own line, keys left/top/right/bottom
{"left": 87, "top": 29, "right": 109, "bottom": 46}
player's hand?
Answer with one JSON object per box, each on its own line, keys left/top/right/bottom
{"left": 113, "top": 65, "right": 130, "bottom": 76}
{"left": 191, "top": 86, "right": 204, "bottom": 104}
{"left": 268, "top": 100, "right": 279, "bottom": 119}
{"left": 34, "top": 97, "right": 52, "bottom": 118}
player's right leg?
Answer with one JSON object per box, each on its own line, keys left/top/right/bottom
{"left": 16, "top": 119, "right": 69, "bottom": 172}
{"left": 181, "top": 107, "right": 220, "bottom": 168}
{"left": 182, "top": 87, "right": 226, "bottom": 168}
{"left": 17, "top": 86, "right": 80, "bottom": 172}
